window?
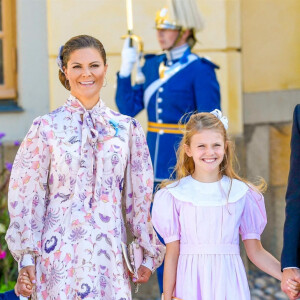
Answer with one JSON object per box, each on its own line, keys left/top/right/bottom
{"left": 0, "top": 0, "right": 17, "bottom": 100}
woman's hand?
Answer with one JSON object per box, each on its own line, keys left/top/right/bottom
{"left": 15, "top": 265, "right": 36, "bottom": 297}
{"left": 134, "top": 265, "right": 152, "bottom": 284}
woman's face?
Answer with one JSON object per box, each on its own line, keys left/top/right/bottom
{"left": 64, "top": 47, "right": 108, "bottom": 107}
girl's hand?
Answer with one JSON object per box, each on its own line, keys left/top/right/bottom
{"left": 16, "top": 272, "right": 33, "bottom": 296}
{"left": 15, "top": 265, "right": 36, "bottom": 297}
{"left": 134, "top": 265, "right": 152, "bottom": 284}
{"left": 287, "top": 279, "right": 300, "bottom": 299}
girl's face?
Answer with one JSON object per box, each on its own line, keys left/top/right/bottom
{"left": 64, "top": 47, "right": 107, "bottom": 106}
{"left": 184, "top": 129, "right": 226, "bottom": 180}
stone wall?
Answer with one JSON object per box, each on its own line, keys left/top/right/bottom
{"left": 245, "top": 122, "right": 292, "bottom": 260}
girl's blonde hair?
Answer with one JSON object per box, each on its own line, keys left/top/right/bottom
{"left": 160, "top": 112, "right": 267, "bottom": 193}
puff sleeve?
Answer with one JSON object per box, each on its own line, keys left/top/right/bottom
{"left": 123, "top": 119, "right": 165, "bottom": 272}
{"left": 239, "top": 188, "right": 267, "bottom": 241}
{"left": 152, "top": 188, "right": 180, "bottom": 244}
{"left": 5, "top": 117, "right": 50, "bottom": 269}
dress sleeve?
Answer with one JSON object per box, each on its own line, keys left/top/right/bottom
{"left": 239, "top": 188, "right": 267, "bottom": 241}
{"left": 5, "top": 117, "right": 50, "bottom": 268}
{"left": 123, "top": 118, "right": 165, "bottom": 272}
{"left": 152, "top": 189, "right": 180, "bottom": 244}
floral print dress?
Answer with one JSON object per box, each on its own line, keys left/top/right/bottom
{"left": 5, "top": 95, "right": 165, "bottom": 300}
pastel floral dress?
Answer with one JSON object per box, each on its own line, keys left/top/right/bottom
{"left": 5, "top": 95, "right": 165, "bottom": 300}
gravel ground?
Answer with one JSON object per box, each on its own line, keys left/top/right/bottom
{"left": 248, "top": 269, "right": 289, "bottom": 300}
{"left": 132, "top": 269, "right": 291, "bottom": 300}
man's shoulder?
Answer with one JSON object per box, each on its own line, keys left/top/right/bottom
{"left": 142, "top": 53, "right": 164, "bottom": 72}
{"left": 144, "top": 52, "right": 164, "bottom": 59}
{"left": 193, "top": 55, "right": 220, "bottom": 70}
{"left": 144, "top": 53, "right": 164, "bottom": 61}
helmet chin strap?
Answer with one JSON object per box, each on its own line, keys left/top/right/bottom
{"left": 166, "top": 28, "right": 185, "bottom": 51}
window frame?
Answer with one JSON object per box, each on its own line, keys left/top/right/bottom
{"left": 0, "top": 0, "right": 17, "bottom": 100}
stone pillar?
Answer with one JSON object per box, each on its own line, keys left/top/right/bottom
{"left": 245, "top": 123, "right": 291, "bottom": 260}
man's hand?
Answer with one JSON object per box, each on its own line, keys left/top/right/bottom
{"left": 119, "top": 38, "right": 138, "bottom": 77}
{"left": 15, "top": 265, "right": 36, "bottom": 297}
{"left": 281, "top": 268, "right": 300, "bottom": 300}
{"left": 134, "top": 265, "right": 152, "bottom": 284}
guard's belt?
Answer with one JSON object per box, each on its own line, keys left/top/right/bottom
{"left": 148, "top": 121, "right": 184, "bottom": 134}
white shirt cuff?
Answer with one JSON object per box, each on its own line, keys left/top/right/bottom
{"left": 283, "top": 267, "right": 300, "bottom": 270}
{"left": 141, "top": 255, "right": 154, "bottom": 273}
{"left": 19, "top": 253, "right": 34, "bottom": 270}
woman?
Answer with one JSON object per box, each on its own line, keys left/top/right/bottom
{"left": 5, "top": 35, "right": 165, "bottom": 300}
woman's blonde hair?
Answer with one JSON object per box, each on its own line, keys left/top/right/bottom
{"left": 160, "top": 112, "right": 267, "bottom": 193}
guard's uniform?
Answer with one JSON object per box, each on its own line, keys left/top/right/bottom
{"left": 116, "top": 47, "right": 221, "bottom": 182}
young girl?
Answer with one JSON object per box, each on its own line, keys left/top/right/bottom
{"left": 152, "top": 110, "right": 300, "bottom": 300}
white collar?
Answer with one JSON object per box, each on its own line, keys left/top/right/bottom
{"left": 166, "top": 175, "right": 249, "bottom": 206}
{"left": 165, "top": 44, "right": 189, "bottom": 64}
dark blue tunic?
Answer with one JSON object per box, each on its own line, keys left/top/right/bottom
{"left": 116, "top": 49, "right": 221, "bottom": 181}
{"left": 0, "top": 290, "right": 19, "bottom": 300}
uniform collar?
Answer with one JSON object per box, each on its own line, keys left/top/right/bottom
{"left": 165, "top": 44, "right": 190, "bottom": 65}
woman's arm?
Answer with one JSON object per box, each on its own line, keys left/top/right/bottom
{"left": 5, "top": 117, "right": 50, "bottom": 268}
{"left": 163, "top": 241, "right": 180, "bottom": 300}
{"left": 124, "top": 119, "right": 165, "bottom": 278}
{"left": 243, "top": 239, "right": 282, "bottom": 280}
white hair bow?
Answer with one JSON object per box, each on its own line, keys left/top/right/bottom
{"left": 210, "top": 109, "right": 229, "bottom": 130}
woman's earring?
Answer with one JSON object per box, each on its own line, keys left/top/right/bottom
{"left": 103, "top": 77, "right": 107, "bottom": 87}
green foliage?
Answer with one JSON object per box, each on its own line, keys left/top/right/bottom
{"left": 0, "top": 281, "right": 16, "bottom": 293}
{"left": 0, "top": 143, "right": 18, "bottom": 289}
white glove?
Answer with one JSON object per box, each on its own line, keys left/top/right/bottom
{"left": 135, "top": 58, "right": 145, "bottom": 84}
{"left": 119, "top": 38, "right": 138, "bottom": 77}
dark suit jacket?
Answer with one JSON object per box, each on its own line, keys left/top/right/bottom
{"left": 281, "top": 104, "right": 300, "bottom": 268}
{"left": 0, "top": 290, "right": 19, "bottom": 300}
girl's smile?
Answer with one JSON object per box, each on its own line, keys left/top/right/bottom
{"left": 184, "top": 129, "right": 226, "bottom": 182}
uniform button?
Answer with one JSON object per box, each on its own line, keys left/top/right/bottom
{"left": 158, "top": 108, "right": 163, "bottom": 114}
{"left": 159, "top": 130, "right": 164, "bottom": 135}
{"left": 157, "top": 119, "right": 163, "bottom": 123}
{"left": 157, "top": 98, "right": 163, "bottom": 103}
{"left": 158, "top": 87, "right": 164, "bottom": 92}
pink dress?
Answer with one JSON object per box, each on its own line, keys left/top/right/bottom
{"left": 6, "top": 95, "right": 165, "bottom": 300}
{"left": 152, "top": 175, "right": 267, "bottom": 300}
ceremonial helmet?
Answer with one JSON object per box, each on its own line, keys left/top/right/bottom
{"left": 155, "top": 0, "right": 204, "bottom": 48}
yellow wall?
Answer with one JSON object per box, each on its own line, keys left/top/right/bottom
{"left": 47, "top": 0, "right": 242, "bottom": 134}
{"left": 242, "top": 0, "right": 300, "bottom": 93}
